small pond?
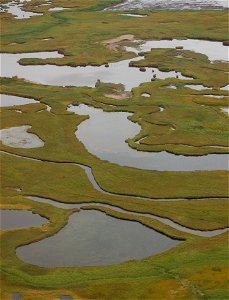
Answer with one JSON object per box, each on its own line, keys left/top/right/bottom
{"left": 16, "top": 210, "right": 180, "bottom": 267}
{"left": 0, "top": 209, "right": 48, "bottom": 230}
{"left": 0, "top": 125, "right": 44, "bottom": 148}
{"left": 1, "top": 1, "right": 42, "bottom": 19}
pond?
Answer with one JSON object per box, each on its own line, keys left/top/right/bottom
{"left": 0, "top": 52, "right": 190, "bottom": 91}
{"left": 16, "top": 210, "right": 181, "bottom": 267}
{"left": 0, "top": 94, "right": 39, "bottom": 107}
{"left": 68, "top": 104, "right": 229, "bottom": 171}
{"left": 0, "top": 125, "right": 44, "bottom": 148}
{"left": 1, "top": 38, "right": 228, "bottom": 92}
{"left": 1, "top": 1, "right": 42, "bottom": 19}
{"left": 0, "top": 209, "right": 48, "bottom": 230}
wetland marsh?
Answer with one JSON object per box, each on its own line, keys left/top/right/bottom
{"left": 0, "top": 1, "right": 229, "bottom": 299}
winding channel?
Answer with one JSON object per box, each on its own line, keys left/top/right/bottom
{"left": 27, "top": 196, "right": 228, "bottom": 237}
{"left": 1, "top": 151, "right": 228, "bottom": 237}
{"left": 1, "top": 150, "right": 228, "bottom": 202}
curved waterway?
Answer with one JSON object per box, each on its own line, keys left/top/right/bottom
{"left": 0, "top": 209, "right": 48, "bottom": 230}
{"left": 16, "top": 210, "right": 181, "bottom": 267}
{"left": 2, "top": 151, "right": 228, "bottom": 202}
{"left": 27, "top": 196, "right": 229, "bottom": 237}
{"left": 68, "top": 104, "right": 229, "bottom": 171}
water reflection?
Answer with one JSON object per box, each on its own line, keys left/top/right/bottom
{"left": 0, "top": 209, "right": 48, "bottom": 230}
{"left": 68, "top": 104, "right": 229, "bottom": 171}
{"left": 16, "top": 210, "right": 180, "bottom": 267}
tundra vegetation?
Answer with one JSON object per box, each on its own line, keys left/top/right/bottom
{"left": 0, "top": 0, "right": 228, "bottom": 299}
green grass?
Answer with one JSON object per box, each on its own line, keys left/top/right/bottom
{"left": 0, "top": 6, "right": 229, "bottom": 300}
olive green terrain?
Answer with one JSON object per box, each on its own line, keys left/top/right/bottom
{"left": 0, "top": 2, "right": 229, "bottom": 299}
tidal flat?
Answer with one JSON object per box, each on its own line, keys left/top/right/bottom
{"left": 0, "top": 1, "right": 229, "bottom": 299}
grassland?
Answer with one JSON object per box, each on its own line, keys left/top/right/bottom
{"left": 0, "top": 3, "right": 229, "bottom": 300}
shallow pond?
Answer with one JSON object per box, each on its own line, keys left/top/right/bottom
{"left": 0, "top": 209, "right": 48, "bottom": 230}
{"left": 106, "top": 0, "right": 228, "bottom": 11}
{"left": 0, "top": 125, "right": 44, "bottom": 148}
{"left": 1, "top": 1, "right": 42, "bottom": 19}
{"left": 0, "top": 94, "right": 39, "bottom": 107}
{"left": 16, "top": 210, "right": 180, "bottom": 267}
{"left": 68, "top": 104, "right": 229, "bottom": 171}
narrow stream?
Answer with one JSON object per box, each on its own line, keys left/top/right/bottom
{"left": 27, "top": 196, "right": 229, "bottom": 237}
{"left": 1, "top": 151, "right": 228, "bottom": 203}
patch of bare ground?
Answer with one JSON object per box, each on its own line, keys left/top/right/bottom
{"left": 101, "top": 34, "right": 135, "bottom": 51}
{"left": 104, "top": 91, "right": 132, "bottom": 99}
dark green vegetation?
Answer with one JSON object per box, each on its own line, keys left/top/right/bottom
{"left": 0, "top": 2, "right": 229, "bottom": 299}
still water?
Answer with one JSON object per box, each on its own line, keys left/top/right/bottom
{"left": 16, "top": 210, "right": 180, "bottom": 267}
{"left": 68, "top": 104, "right": 229, "bottom": 171}
{"left": 0, "top": 209, "right": 47, "bottom": 230}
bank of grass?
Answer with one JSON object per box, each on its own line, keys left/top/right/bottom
{"left": 1, "top": 153, "right": 229, "bottom": 230}
{"left": 1, "top": 10, "right": 228, "bottom": 66}
{"left": 1, "top": 7, "right": 229, "bottom": 299}
{"left": 129, "top": 48, "right": 229, "bottom": 88}
{"left": 1, "top": 76, "right": 229, "bottom": 155}
{"left": 1, "top": 195, "right": 228, "bottom": 300}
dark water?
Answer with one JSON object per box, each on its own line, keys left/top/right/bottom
{"left": 0, "top": 210, "right": 48, "bottom": 230}
{"left": 17, "top": 210, "right": 180, "bottom": 267}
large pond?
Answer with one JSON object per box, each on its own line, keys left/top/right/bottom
{"left": 106, "top": 0, "right": 229, "bottom": 10}
{"left": 16, "top": 210, "right": 180, "bottom": 267}
{"left": 1, "top": 39, "right": 228, "bottom": 91}
{"left": 0, "top": 209, "right": 48, "bottom": 230}
{"left": 68, "top": 104, "right": 229, "bottom": 171}
{"left": 0, "top": 52, "right": 190, "bottom": 91}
